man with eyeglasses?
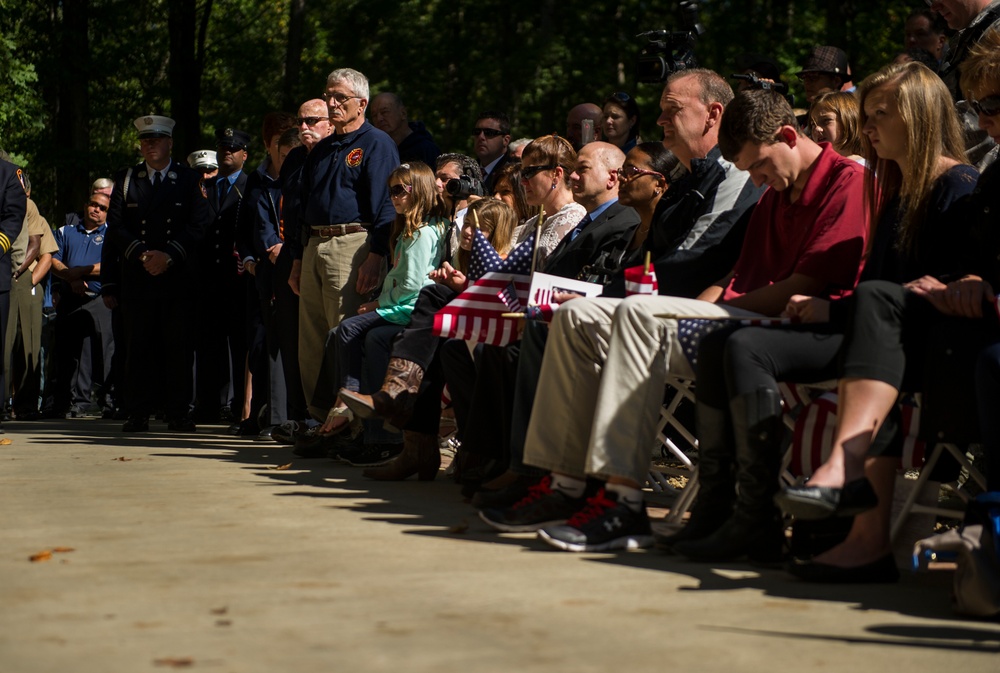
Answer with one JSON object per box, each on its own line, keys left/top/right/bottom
{"left": 472, "top": 110, "right": 512, "bottom": 194}
{"left": 51, "top": 191, "right": 113, "bottom": 418}
{"left": 931, "top": 0, "right": 1000, "bottom": 167}
{"left": 291, "top": 68, "right": 398, "bottom": 424}
{"left": 102, "top": 115, "right": 210, "bottom": 433}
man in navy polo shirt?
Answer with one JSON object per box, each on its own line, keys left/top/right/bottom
{"left": 52, "top": 191, "right": 113, "bottom": 417}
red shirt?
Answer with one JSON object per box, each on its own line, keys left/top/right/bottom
{"left": 722, "top": 143, "right": 868, "bottom": 302}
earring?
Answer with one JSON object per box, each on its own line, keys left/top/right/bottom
{"left": 551, "top": 182, "right": 557, "bottom": 191}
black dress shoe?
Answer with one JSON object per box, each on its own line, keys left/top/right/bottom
{"left": 167, "top": 418, "right": 197, "bottom": 433}
{"left": 787, "top": 553, "right": 900, "bottom": 584}
{"left": 775, "top": 478, "right": 878, "bottom": 520}
{"left": 122, "top": 416, "right": 150, "bottom": 432}
{"left": 255, "top": 426, "right": 275, "bottom": 441}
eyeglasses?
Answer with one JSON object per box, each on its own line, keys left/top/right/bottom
{"left": 389, "top": 183, "right": 413, "bottom": 198}
{"left": 472, "top": 127, "right": 506, "bottom": 139}
{"left": 521, "top": 164, "right": 558, "bottom": 180}
{"left": 322, "top": 92, "right": 360, "bottom": 106}
{"left": 296, "top": 116, "right": 329, "bottom": 126}
{"left": 616, "top": 165, "right": 665, "bottom": 182}
{"left": 970, "top": 94, "right": 1000, "bottom": 117}
{"left": 87, "top": 201, "right": 108, "bottom": 212}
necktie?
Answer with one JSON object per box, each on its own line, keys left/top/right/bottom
{"left": 570, "top": 214, "right": 591, "bottom": 242}
{"left": 152, "top": 171, "right": 162, "bottom": 189}
{"left": 218, "top": 178, "right": 230, "bottom": 206}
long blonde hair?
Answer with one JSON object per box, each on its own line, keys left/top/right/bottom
{"left": 857, "top": 62, "right": 967, "bottom": 254}
{"left": 456, "top": 199, "right": 517, "bottom": 272}
{"left": 388, "top": 161, "right": 448, "bottom": 256}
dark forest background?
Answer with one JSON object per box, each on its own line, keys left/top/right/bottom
{"left": 1, "top": 0, "right": 920, "bottom": 218}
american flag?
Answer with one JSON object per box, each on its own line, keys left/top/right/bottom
{"left": 433, "top": 232, "right": 536, "bottom": 346}
{"left": 497, "top": 280, "right": 523, "bottom": 313}
{"left": 624, "top": 263, "right": 658, "bottom": 296}
{"left": 467, "top": 229, "right": 505, "bottom": 281}
{"left": 677, "top": 316, "right": 795, "bottom": 368}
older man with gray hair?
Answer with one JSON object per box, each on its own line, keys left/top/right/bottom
{"left": 290, "top": 68, "right": 399, "bottom": 422}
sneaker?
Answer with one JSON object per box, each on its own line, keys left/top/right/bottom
{"left": 327, "top": 432, "right": 366, "bottom": 462}
{"left": 345, "top": 443, "right": 403, "bottom": 467}
{"left": 293, "top": 426, "right": 333, "bottom": 458}
{"left": 471, "top": 473, "right": 540, "bottom": 510}
{"left": 479, "top": 475, "right": 584, "bottom": 533}
{"left": 537, "top": 489, "right": 654, "bottom": 552}
{"left": 67, "top": 403, "right": 103, "bottom": 419}
{"left": 271, "top": 420, "right": 303, "bottom": 445}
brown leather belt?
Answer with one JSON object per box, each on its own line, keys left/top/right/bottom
{"left": 312, "top": 224, "right": 366, "bottom": 237}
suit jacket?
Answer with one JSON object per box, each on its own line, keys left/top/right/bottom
{"left": 542, "top": 201, "right": 640, "bottom": 285}
{"left": 482, "top": 153, "right": 512, "bottom": 196}
{"left": 0, "top": 160, "right": 27, "bottom": 291}
{"left": 203, "top": 170, "right": 249, "bottom": 278}
{"left": 102, "top": 159, "right": 209, "bottom": 298}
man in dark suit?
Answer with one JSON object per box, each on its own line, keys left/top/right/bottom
{"left": 472, "top": 111, "right": 512, "bottom": 195}
{"left": 0, "top": 153, "right": 27, "bottom": 432}
{"left": 101, "top": 115, "right": 210, "bottom": 432}
{"left": 193, "top": 127, "right": 251, "bottom": 424}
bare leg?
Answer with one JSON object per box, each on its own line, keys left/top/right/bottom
{"left": 807, "top": 377, "right": 898, "bottom": 488}
{"left": 812, "top": 456, "right": 896, "bottom": 567}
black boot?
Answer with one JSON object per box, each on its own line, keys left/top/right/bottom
{"left": 674, "top": 388, "right": 786, "bottom": 563}
{"left": 655, "top": 401, "right": 736, "bottom": 550}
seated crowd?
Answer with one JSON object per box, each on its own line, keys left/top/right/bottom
{"left": 3, "top": 8, "right": 999, "bottom": 590}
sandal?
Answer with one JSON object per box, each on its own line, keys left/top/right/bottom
{"left": 321, "top": 405, "right": 354, "bottom": 435}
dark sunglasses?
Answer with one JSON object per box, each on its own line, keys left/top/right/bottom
{"left": 520, "top": 164, "right": 559, "bottom": 180}
{"left": 296, "top": 116, "right": 329, "bottom": 125}
{"left": 389, "top": 183, "right": 413, "bottom": 198}
{"left": 472, "top": 127, "right": 505, "bottom": 139}
{"left": 87, "top": 201, "right": 108, "bottom": 212}
{"left": 970, "top": 95, "right": 1000, "bottom": 117}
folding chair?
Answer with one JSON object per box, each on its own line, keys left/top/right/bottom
{"left": 647, "top": 376, "right": 700, "bottom": 524}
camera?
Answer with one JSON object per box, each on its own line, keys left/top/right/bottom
{"left": 446, "top": 175, "right": 486, "bottom": 199}
{"left": 635, "top": 1, "right": 705, "bottom": 83}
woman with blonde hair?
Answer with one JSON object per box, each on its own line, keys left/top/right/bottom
{"left": 809, "top": 91, "right": 864, "bottom": 162}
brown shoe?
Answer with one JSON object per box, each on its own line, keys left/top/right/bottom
{"left": 340, "top": 357, "right": 424, "bottom": 429}
{"left": 363, "top": 431, "right": 441, "bottom": 481}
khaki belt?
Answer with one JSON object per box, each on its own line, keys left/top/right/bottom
{"left": 312, "top": 224, "right": 366, "bottom": 237}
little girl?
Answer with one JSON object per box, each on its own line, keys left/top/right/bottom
{"left": 321, "top": 162, "right": 448, "bottom": 434}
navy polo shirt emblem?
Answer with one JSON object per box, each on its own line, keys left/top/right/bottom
{"left": 346, "top": 148, "right": 363, "bottom": 167}
{"left": 93, "top": 234, "right": 104, "bottom": 244}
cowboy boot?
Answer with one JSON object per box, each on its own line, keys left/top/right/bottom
{"left": 340, "top": 357, "right": 424, "bottom": 429}
{"left": 363, "top": 431, "right": 441, "bottom": 481}
{"left": 674, "top": 387, "right": 786, "bottom": 563}
{"left": 656, "top": 400, "right": 737, "bottom": 550}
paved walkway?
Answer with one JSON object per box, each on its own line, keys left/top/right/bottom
{"left": 1, "top": 418, "right": 999, "bottom": 673}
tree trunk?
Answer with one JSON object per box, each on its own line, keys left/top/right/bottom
{"left": 54, "top": 0, "right": 90, "bottom": 215}
{"left": 284, "top": 0, "right": 306, "bottom": 110}
{"left": 168, "top": 0, "right": 204, "bottom": 159}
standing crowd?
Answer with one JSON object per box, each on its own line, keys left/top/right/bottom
{"left": 1, "top": 0, "right": 999, "bottom": 589}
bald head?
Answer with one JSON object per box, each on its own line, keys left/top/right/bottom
{"left": 297, "top": 98, "right": 332, "bottom": 150}
{"left": 566, "top": 103, "right": 603, "bottom": 150}
{"left": 570, "top": 141, "right": 625, "bottom": 211}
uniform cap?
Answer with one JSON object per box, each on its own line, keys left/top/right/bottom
{"left": 214, "top": 127, "right": 251, "bottom": 151}
{"left": 134, "top": 115, "right": 176, "bottom": 139}
{"left": 799, "top": 46, "right": 849, "bottom": 76}
{"left": 187, "top": 150, "right": 218, "bottom": 170}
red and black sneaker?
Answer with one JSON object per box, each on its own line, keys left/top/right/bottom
{"left": 479, "top": 475, "right": 584, "bottom": 533}
{"left": 537, "top": 488, "right": 653, "bottom": 552}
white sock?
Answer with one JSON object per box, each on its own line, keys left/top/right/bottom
{"left": 606, "top": 483, "right": 644, "bottom": 512}
{"left": 550, "top": 474, "right": 586, "bottom": 498}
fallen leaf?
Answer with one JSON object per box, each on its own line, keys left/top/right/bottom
{"left": 448, "top": 519, "right": 469, "bottom": 534}
{"left": 114, "top": 456, "right": 132, "bottom": 462}
{"left": 0, "top": 438, "right": 12, "bottom": 445}
{"left": 53, "top": 547, "right": 75, "bottom": 553}
{"left": 210, "top": 607, "right": 228, "bottom": 615}
{"left": 153, "top": 657, "right": 194, "bottom": 668}
{"left": 29, "top": 550, "right": 52, "bottom": 563}
{"left": 269, "top": 462, "right": 292, "bottom": 470}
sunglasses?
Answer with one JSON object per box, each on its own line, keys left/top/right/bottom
{"left": 609, "top": 91, "right": 633, "bottom": 104}
{"left": 472, "top": 127, "right": 505, "bottom": 139}
{"left": 389, "top": 183, "right": 413, "bottom": 198}
{"left": 521, "top": 164, "right": 559, "bottom": 180}
{"left": 296, "top": 116, "right": 329, "bottom": 126}
{"left": 88, "top": 201, "right": 108, "bottom": 212}
{"left": 970, "top": 94, "right": 1000, "bottom": 117}
{"left": 616, "top": 165, "right": 665, "bottom": 182}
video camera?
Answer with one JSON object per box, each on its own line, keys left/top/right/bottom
{"left": 635, "top": 1, "right": 705, "bottom": 83}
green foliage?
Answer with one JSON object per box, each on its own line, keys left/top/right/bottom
{"left": 2, "top": 0, "right": 938, "bottom": 214}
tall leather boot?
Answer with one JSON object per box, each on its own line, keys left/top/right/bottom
{"left": 656, "top": 401, "right": 737, "bottom": 550}
{"left": 340, "top": 358, "right": 424, "bottom": 430}
{"left": 363, "top": 431, "right": 441, "bottom": 481}
{"left": 674, "top": 387, "right": 786, "bottom": 562}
